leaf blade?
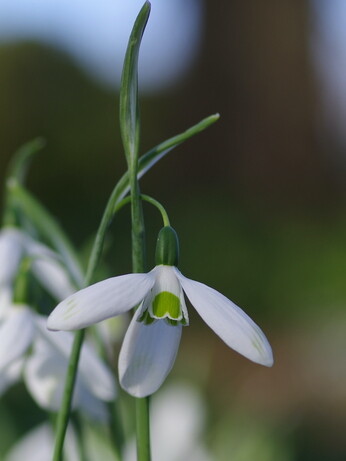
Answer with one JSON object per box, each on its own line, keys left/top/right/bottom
{"left": 119, "top": 1, "right": 151, "bottom": 167}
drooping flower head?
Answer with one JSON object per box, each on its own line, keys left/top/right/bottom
{"left": 48, "top": 226, "right": 273, "bottom": 397}
{"left": 0, "top": 226, "right": 116, "bottom": 416}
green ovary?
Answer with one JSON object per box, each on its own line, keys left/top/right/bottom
{"left": 152, "top": 291, "right": 181, "bottom": 320}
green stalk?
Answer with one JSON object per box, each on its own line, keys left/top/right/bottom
{"left": 129, "top": 173, "right": 146, "bottom": 274}
{"left": 130, "top": 169, "right": 151, "bottom": 461}
{"left": 52, "top": 329, "right": 85, "bottom": 461}
{"left": 136, "top": 397, "right": 151, "bottom": 461}
{"left": 119, "top": 3, "right": 152, "bottom": 459}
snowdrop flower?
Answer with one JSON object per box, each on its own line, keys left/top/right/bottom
{"left": 0, "top": 301, "right": 115, "bottom": 418}
{"left": 0, "top": 227, "right": 115, "bottom": 415}
{"left": 48, "top": 226, "right": 273, "bottom": 397}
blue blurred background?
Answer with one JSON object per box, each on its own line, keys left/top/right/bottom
{"left": 1, "top": 0, "right": 346, "bottom": 459}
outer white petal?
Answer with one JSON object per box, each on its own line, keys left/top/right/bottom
{"left": 0, "top": 306, "right": 34, "bottom": 370}
{"left": 24, "top": 334, "right": 110, "bottom": 421}
{"left": 78, "top": 342, "right": 116, "bottom": 401}
{"left": 24, "top": 234, "right": 84, "bottom": 289}
{"left": 31, "top": 256, "right": 76, "bottom": 301}
{"left": 0, "top": 228, "right": 24, "bottom": 286}
{"left": 35, "top": 315, "right": 116, "bottom": 401}
{"left": 24, "top": 237, "right": 77, "bottom": 300}
{"left": 175, "top": 270, "right": 273, "bottom": 367}
{"left": 0, "top": 286, "right": 13, "bottom": 320}
{"left": 47, "top": 273, "right": 155, "bottom": 331}
{"left": 24, "top": 335, "right": 73, "bottom": 411}
{"left": 119, "top": 309, "right": 182, "bottom": 397}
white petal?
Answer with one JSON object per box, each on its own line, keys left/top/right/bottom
{"left": 119, "top": 309, "right": 182, "bottom": 397}
{"left": 0, "top": 286, "right": 13, "bottom": 320}
{"left": 24, "top": 235, "right": 84, "bottom": 289}
{"left": 35, "top": 315, "right": 116, "bottom": 401}
{"left": 47, "top": 273, "right": 155, "bottom": 331}
{"left": 176, "top": 270, "right": 273, "bottom": 367}
{"left": 0, "top": 306, "right": 34, "bottom": 370}
{"left": 0, "top": 228, "right": 24, "bottom": 286}
{"left": 24, "top": 335, "right": 73, "bottom": 411}
{"left": 31, "top": 256, "right": 76, "bottom": 301}
{"left": 0, "top": 358, "right": 24, "bottom": 396}
{"left": 24, "top": 237, "right": 77, "bottom": 300}
{"left": 78, "top": 342, "right": 116, "bottom": 401}
{"left": 147, "top": 265, "right": 187, "bottom": 322}
{"left": 24, "top": 334, "right": 111, "bottom": 421}
{"left": 75, "top": 387, "right": 109, "bottom": 422}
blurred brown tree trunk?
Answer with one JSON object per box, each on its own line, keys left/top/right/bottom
{"left": 176, "top": 0, "right": 337, "bottom": 212}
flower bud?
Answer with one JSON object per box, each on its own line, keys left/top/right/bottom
{"left": 155, "top": 226, "right": 179, "bottom": 266}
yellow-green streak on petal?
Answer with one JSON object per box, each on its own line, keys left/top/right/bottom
{"left": 62, "top": 299, "right": 78, "bottom": 320}
{"left": 152, "top": 291, "right": 180, "bottom": 320}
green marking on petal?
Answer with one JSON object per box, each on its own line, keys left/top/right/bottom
{"left": 138, "top": 310, "right": 156, "bottom": 325}
{"left": 251, "top": 334, "right": 265, "bottom": 355}
{"left": 166, "top": 319, "right": 179, "bottom": 326}
{"left": 62, "top": 299, "right": 78, "bottom": 320}
{"left": 152, "top": 291, "right": 181, "bottom": 320}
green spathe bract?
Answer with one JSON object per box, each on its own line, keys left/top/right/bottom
{"left": 155, "top": 226, "right": 179, "bottom": 266}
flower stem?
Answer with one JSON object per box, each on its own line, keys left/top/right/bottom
{"left": 120, "top": 3, "right": 152, "bottom": 457}
{"left": 130, "top": 172, "right": 146, "bottom": 273}
{"left": 140, "top": 195, "right": 170, "bottom": 227}
{"left": 136, "top": 396, "right": 151, "bottom": 461}
{"left": 129, "top": 169, "right": 151, "bottom": 461}
{"left": 52, "top": 329, "right": 85, "bottom": 461}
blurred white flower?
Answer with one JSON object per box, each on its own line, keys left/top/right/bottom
{"left": 0, "top": 228, "right": 24, "bottom": 288}
{"left": 0, "top": 226, "right": 116, "bottom": 417}
{"left": 124, "top": 383, "right": 212, "bottom": 461}
{"left": 0, "top": 303, "right": 116, "bottom": 418}
{"left": 0, "top": 226, "right": 76, "bottom": 301}
{"left": 5, "top": 422, "right": 79, "bottom": 461}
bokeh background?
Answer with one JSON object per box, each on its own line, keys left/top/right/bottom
{"left": 1, "top": 0, "right": 346, "bottom": 460}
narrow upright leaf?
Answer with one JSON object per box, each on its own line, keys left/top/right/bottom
{"left": 8, "top": 183, "right": 84, "bottom": 288}
{"left": 119, "top": 1, "right": 151, "bottom": 167}
{"left": 6, "top": 138, "right": 46, "bottom": 184}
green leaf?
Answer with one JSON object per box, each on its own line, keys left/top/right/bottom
{"left": 8, "top": 182, "right": 84, "bottom": 288}
{"left": 6, "top": 137, "right": 45, "bottom": 184}
{"left": 119, "top": 1, "right": 151, "bottom": 167}
{"left": 2, "top": 138, "right": 46, "bottom": 225}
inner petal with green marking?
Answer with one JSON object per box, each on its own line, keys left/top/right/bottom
{"left": 137, "top": 265, "right": 190, "bottom": 326}
{"left": 152, "top": 291, "right": 181, "bottom": 320}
